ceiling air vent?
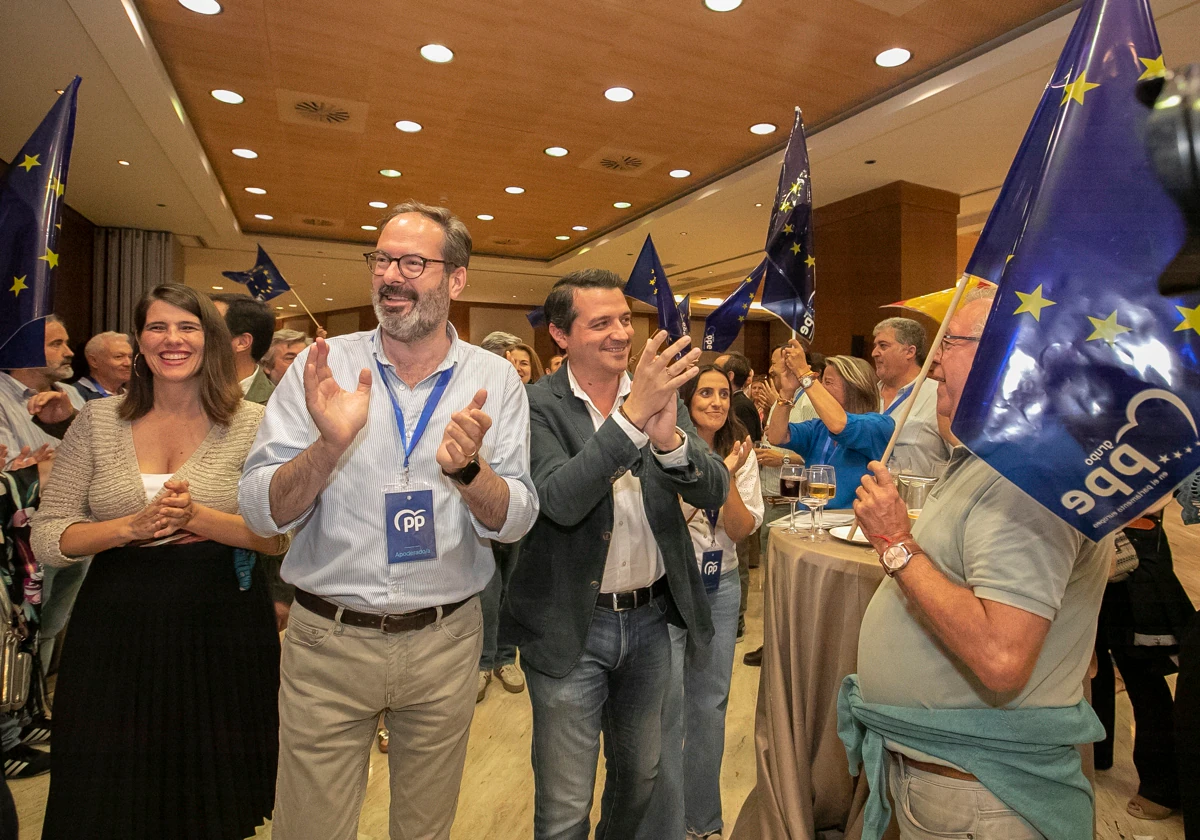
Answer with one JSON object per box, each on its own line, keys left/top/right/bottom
{"left": 276, "top": 89, "right": 368, "bottom": 133}
{"left": 488, "top": 236, "right": 531, "bottom": 247}
{"left": 580, "top": 146, "right": 665, "bottom": 178}
{"left": 291, "top": 214, "right": 343, "bottom": 229}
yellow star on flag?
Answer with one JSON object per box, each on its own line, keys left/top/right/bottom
{"left": 804, "top": 255, "right": 816, "bottom": 269}
{"left": 1086, "top": 311, "right": 1131, "bottom": 344}
{"left": 1138, "top": 54, "right": 1166, "bottom": 81}
{"left": 18, "top": 155, "right": 40, "bottom": 172}
{"left": 1061, "top": 72, "right": 1100, "bottom": 106}
{"left": 1013, "top": 284, "right": 1057, "bottom": 321}
{"left": 737, "top": 315, "right": 745, "bottom": 322}
{"left": 39, "top": 250, "right": 59, "bottom": 269}
{"left": 782, "top": 224, "right": 794, "bottom": 235}
{"left": 45, "top": 176, "right": 65, "bottom": 197}
{"left": 10, "top": 276, "right": 27, "bottom": 296}
{"left": 780, "top": 200, "right": 792, "bottom": 213}
{"left": 1174, "top": 303, "right": 1200, "bottom": 336}
{"left": 790, "top": 242, "right": 802, "bottom": 255}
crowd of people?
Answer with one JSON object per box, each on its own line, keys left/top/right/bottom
{"left": 0, "top": 199, "right": 1194, "bottom": 840}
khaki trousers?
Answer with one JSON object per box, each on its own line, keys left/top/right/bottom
{"left": 273, "top": 596, "right": 484, "bottom": 840}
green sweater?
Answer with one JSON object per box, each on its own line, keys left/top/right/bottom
{"left": 837, "top": 674, "right": 1104, "bottom": 840}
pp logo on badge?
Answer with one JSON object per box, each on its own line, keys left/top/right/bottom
{"left": 394, "top": 508, "right": 427, "bottom": 534}
{"left": 702, "top": 559, "right": 720, "bottom": 577}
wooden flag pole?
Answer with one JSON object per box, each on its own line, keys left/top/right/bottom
{"left": 847, "top": 270, "right": 974, "bottom": 541}
{"left": 287, "top": 288, "right": 323, "bottom": 333}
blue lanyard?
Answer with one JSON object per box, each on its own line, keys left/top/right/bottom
{"left": 817, "top": 432, "right": 836, "bottom": 465}
{"left": 883, "top": 383, "right": 914, "bottom": 417}
{"left": 374, "top": 361, "right": 454, "bottom": 475}
{"left": 704, "top": 508, "right": 721, "bottom": 547}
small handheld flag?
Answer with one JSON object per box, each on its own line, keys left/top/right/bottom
{"left": 0, "top": 78, "right": 81, "bottom": 369}
{"left": 526, "top": 307, "right": 547, "bottom": 329}
{"left": 625, "top": 235, "right": 688, "bottom": 344}
{"left": 222, "top": 245, "right": 291, "bottom": 302}
{"left": 762, "top": 109, "right": 816, "bottom": 341}
{"left": 702, "top": 261, "right": 766, "bottom": 352}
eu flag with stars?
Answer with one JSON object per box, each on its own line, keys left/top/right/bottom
{"left": 624, "top": 235, "right": 688, "bottom": 344}
{"left": 222, "top": 245, "right": 291, "bottom": 302}
{"left": 0, "top": 77, "right": 80, "bottom": 370}
{"left": 702, "top": 260, "right": 766, "bottom": 352}
{"left": 952, "top": 0, "right": 1200, "bottom": 539}
{"left": 762, "top": 109, "right": 816, "bottom": 341}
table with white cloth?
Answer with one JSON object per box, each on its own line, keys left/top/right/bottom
{"left": 731, "top": 514, "right": 897, "bottom": 840}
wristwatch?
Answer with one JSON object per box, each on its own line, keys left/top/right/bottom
{"left": 880, "top": 539, "right": 923, "bottom": 577}
{"left": 798, "top": 372, "right": 818, "bottom": 392}
{"left": 444, "top": 456, "right": 482, "bottom": 487}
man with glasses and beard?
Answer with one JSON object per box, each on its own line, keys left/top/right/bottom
{"left": 240, "top": 200, "right": 538, "bottom": 840}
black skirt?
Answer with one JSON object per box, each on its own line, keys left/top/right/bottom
{"left": 41, "top": 541, "right": 280, "bottom": 840}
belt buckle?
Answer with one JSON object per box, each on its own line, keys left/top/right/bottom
{"left": 611, "top": 591, "right": 633, "bottom": 612}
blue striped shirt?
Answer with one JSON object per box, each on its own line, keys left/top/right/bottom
{"left": 238, "top": 325, "right": 538, "bottom": 613}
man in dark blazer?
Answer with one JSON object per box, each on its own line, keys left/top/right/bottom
{"left": 503, "top": 268, "right": 729, "bottom": 840}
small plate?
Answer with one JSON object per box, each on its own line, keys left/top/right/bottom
{"left": 829, "top": 524, "right": 871, "bottom": 545}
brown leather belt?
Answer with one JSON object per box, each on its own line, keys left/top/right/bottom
{"left": 596, "top": 577, "right": 668, "bottom": 612}
{"left": 294, "top": 589, "right": 469, "bottom": 634}
{"left": 902, "top": 755, "right": 978, "bottom": 782}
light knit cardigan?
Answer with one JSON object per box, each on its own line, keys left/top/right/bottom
{"left": 31, "top": 397, "right": 270, "bottom": 568}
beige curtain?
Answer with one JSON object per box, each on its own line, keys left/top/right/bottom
{"left": 92, "top": 228, "right": 174, "bottom": 334}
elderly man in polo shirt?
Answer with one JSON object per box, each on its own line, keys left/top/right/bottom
{"left": 845, "top": 291, "right": 1111, "bottom": 840}
{"left": 240, "top": 200, "right": 537, "bottom": 840}
{"left": 871, "top": 317, "right": 952, "bottom": 477}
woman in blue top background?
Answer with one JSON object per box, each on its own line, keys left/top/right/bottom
{"left": 765, "top": 339, "right": 893, "bottom": 509}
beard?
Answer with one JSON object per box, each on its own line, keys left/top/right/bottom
{"left": 373, "top": 274, "right": 450, "bottom": 343}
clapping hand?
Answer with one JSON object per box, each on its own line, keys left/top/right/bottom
{"left": 623, "top": 332, "right": 700, "bottom": 450}
{"left": 304, "top": 337, "right": 372, "bottom": 452}
{"left": 753, "top": 377, "right": 779, "bottom": 414}
{"left": 437, "top": 389, "right": 491, "bottom": 474}
{"left": 154, "top": 479, "right": 196, "bottom": 538}
{"left": 27, "top": 389, "right": 76, "bottom": 425}
{"left": 724, "top": 436, "right": 754, "bottom": 474}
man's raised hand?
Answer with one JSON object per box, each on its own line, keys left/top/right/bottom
{"left": 303, "top": 337, "right": 372, "bottom": 452}
{"left": 437, "top": 388, "right": 491, "bottom": 474}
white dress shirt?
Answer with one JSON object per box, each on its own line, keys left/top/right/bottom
{"left": 682, "top": 453, "right": 764, "bottom": 574}
{"left": 0, "top": 372, "right": 86, "bottom": 453}
{"left": 564, "top": 364, "right": 688, "bottom": 593}
{"left": 878, "top": 377, "right": 952, "bottom": 477}
{"left": 239, "top": 325, "right": 538, "bottom": 613}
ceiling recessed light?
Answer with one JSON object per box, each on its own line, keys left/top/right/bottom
{"left": 555, "top": 235, "right": 570, "bottom": 240}
{"left": 613, "top": 201, "right": 632, "bottom": 209}
{"left": 749, "top": 122, "right": 777, "bottom": 135}
{"left": 755, "top": 202, "right": 762, "bottom": 207}
{"left": 505, "top": 186, "right": 525, "bottom": 194}
{"left": 704, "top": 0, "right": 743, "bottom": 9}
{"left": 875, "top": 47, "right": 911, "bottom": 68}
{"left": 544, "top": 146, "right": 569, "bottom": 157}
{"left": 679, "top": 231, "right": 688, "bottom": 236}
{"left": 254, "top": 214, "right": 273, "bottom": 220}
{"left": 325, "top": 297, "right": 333, "bottom": 302}
{"left": 379, "top": 168, "right": 402, "bottom": 178}
{"left": 572, "top": 225, "right": 588, "bottom": 231}
{"left": 669, "top": 169, "right": 691, "bottom": 178}
{"left": 361, "top": 225, "right": 378, "bottom": 231}
{"left": 117, "top": 159, "right": 130, "bottom": 166}
{"left": 604, "top": 87, "right": 634, "bottom": 103}
{"left": 179, "top": 0, "right": 221, "bottom": 14}
{"left": 276, "top": 306, "right": 283, "bottom": 310}
{"left": 232, "top": 148, "right": 257, "bottom": 159}
{"left": 288, "top": 304, "right": 297, "bottom": 308}
{"left": 210, "top": 89, "right": 243, "bottom": 104}
{"left": 368, "top": 201, "right": 388, "bottom": 209}
{"left": 244, "top": 187, "right": 266, "bottom": 194}
{"left": 211, "top": 285, "right": 224, "bottom": 290}
{"left": 55, "top": 89, "right": 64, "bottom": 95}
{"left": 476, "top": 214, "right": 494, "bottom": 221}
{"left": 420, "top": 44, "right": 454, "bottom": 63}
{"left": 394, "top": 120, "right": 422, "bottom": 132}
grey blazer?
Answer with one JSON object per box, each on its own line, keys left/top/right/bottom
{"left": 501, "top": 365, "right": 729, "bottom": 678}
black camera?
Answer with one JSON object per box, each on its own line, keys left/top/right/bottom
{"left": 1139, "top": 64, "right": 1200, "bottom": 295}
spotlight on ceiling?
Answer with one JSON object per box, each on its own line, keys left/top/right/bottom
{"left": 179, "top": 0, "right": 221, "bottom": 14}
{"left": 210, "top": 89, "right": 243, "bottom": 104}
{"left": 420, "top": 44, "right": 454, "bottom": 63}
{"left": 379, "top": 169, "right": 402, "bottom": 178}
{"left": 875, "top": 47, "right": 911, "bottom": 68}
{"left": 232, "top": 148, "right": 258, "bottom": 159}
{"left": 394, "top": 120, "right": 422, "bottom": 132}
{"left": 703, "top": 0, "right": 742, "bottom": 11}
{"left": 604, "top": 87, "right": 634, "bottom": 103}
{"left": 749, "top": 123, "right": 776, "bottom": 135}
{"left": 544, "top": 146, "right": 569, "bottom": 157}
{"left": 669, "top": 169, "right": 691, "bottom": 178}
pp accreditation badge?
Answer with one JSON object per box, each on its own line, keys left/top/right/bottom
{"left": 384, "top": 486, "right": 437, "bottom": 563}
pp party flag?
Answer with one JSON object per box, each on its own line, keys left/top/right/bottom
{"left": 0, "top": 77, "right": 81, "bottom": 369}
{"left": 762, "top": 109, "right": 816, "bottom": 341}
{"left": 624, "top": 235, "right": 688, "bottom": 344}
{"left": 222, "top": 245, "right": 291, "bottom": 302}
{"left": 884, "top": 277, "right": 994, "bottom": 323}
{"left": 702, "top": 260, "right": 766, "bottom": 352}
{"left": 952, "top": 0, "right": 1198, "bottom": 539}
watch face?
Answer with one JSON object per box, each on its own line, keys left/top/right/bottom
{"left": 881, "top": 545, "right": 909, "bottom": 571}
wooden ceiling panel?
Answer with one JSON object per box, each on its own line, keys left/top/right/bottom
{"left": 134, "top": 0, "right": 1069, "bottom": 260}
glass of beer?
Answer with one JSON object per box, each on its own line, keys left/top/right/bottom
{"left": 780, "top": 462, "right": 805, "bottom": 534}
{"left": 803, "top": 465, "right": 836, "bottom": 541}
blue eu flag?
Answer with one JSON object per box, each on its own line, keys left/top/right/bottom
{"left": 625, "top": 235, "right": 688, "bottom": 344}
{"left": 703, "top": 260, "right": 766, "bottom": 352}
{"left": 952, "top": 0, "right": 1199, "bottom": 539}
{"left": 222, "top": 245, "right": 291, "bottom": 302}
{"left": 762, "top": 109, "right": 816, "bottom": 341}
{"left": 526, "top": 307, "right": 547, "bottom": 329}
{"left": 0, "top": 77, "right": 80, "bottom": 369}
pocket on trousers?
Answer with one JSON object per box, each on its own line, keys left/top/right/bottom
{"left": 438, "top": 598, "right": 483, "bottom": 642}
{"left": 900, "top": 773, "right": 978, "bottom": 839}
{"left": 285, "top": 613, "right": 334, "bottom": 649}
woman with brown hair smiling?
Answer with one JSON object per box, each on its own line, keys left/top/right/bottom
{"left": 32, "top": 284, "right": 285, "bottom": 840}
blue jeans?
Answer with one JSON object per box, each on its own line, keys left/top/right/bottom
{"left": 480, "top": 541, "right": 519, "bottom": 670}
{"left": 526, "top": 596, "right": 671, "bottom": 840}
{"left": 655, "top": 567, "right": 741, "bottom": 839}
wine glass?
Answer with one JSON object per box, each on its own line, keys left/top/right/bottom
{"left": 805, "top": 465, "right": 836, "bottom": 541}
{"left": 779, "top": 462, "right": 805, "bottom": 534}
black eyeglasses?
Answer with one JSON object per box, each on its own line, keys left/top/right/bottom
{"left": 363, "top": 251, "right": 448, "bottom": 279}
{"left": 939, "top": 334, "right": 982, "bottom": 352}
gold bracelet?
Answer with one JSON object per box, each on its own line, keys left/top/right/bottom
{"left": 776, "top": 397, "right": 796, "bottom": 408}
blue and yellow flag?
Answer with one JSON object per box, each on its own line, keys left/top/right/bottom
{"left": 0, "top": 78, "right": 80, "bottom": 369}
{"left": 222, "top": 245, "right": 291, "bottom": 302}
{"left": 762, "top": 109, "right": 816, "bottom": 341}
{"left": 953, "top": 0, "right": 1198, "bottom": 539}
{"left": 625, "top": 235, "right": 688, "bottom": 344}
{"left": 702, "top": 260, "right": 766, "bottom": 352}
